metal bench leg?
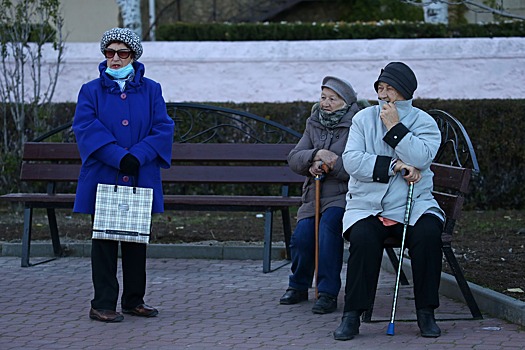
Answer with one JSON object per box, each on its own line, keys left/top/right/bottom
{"left": 281, "top": 208, "right": 292, "bottom": 260}
{"left": 263, "top": 209, "right": 274, "bottom": 273}
{"left": 442, "top": 245, "right": 483, "bottom": 319}
{"left": 21, "top": 207, "right": 33, "bottom": 267}
{"left": 47, "top": 208, "right": 64, "bottom": 257}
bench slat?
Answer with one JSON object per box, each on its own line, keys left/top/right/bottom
{"left": 20, "top": 164, "right": 81, "bottom": 182}
{"left": 431, "top": 163, "right": 471, "bottom": 193}
{"left": 23, "top": 142, "right": 79, "bottom": 160}
{"left": 21, "top": 142, "right": 298, "bottom": 162}
{"left": 161, "top": 166, "right": 304, "bottom": 183}
{"left": 1, "top": 193, "right": 301, "bottom": 209}
{"left": 171, "top": 143, "right": 297, "bottom": 161}
{"left": 164, "top": 195, "right": 301, "bottom": 207}
{"left": 0, "top": 193, "right": 76, "bottom": 203}
{"left": 20, "top": 164, "right": 304, "bottom": 184}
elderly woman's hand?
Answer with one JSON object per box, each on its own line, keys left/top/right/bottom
{"left": 314, "top": 149, "right": 338, "bottom": 170}
{"left": 309, "top": 160, "right": 329, "bottom": 177}
{"left": 394, "top": 160, "right": 421, "bottom": 183}
{"left": 380, "top": 102, "right": 400, "bottom": 131}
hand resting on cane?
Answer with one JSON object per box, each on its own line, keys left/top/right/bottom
{"left": 309, "top": 160, "right": 331, "bottom": 177}
{"left": 309, "top": 149, "right": 336, "bottom": 177}
{"left": 394, "top": 160, "right": 421, "bottom": 184}
{"left": 314, "top": 149, "right": 338, "bottom": 169}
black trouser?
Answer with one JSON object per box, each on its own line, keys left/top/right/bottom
{"left": 343, "top": 214, "right": 443, "bottom": 313}
{"left": 91, "top": 239, "right": 147, "bottom": 311}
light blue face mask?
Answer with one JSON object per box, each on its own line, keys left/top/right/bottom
{"left": 105, "top": 63, "right": 134, "bottom": 79}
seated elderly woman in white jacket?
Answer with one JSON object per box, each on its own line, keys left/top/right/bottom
{"left": 334, "top": 62, "right": 444, "bottom": 341}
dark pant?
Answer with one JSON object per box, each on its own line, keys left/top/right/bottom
{"left": 288, "top": 206, "right": 345, "bottom": 297}
{"left": 343, "top": 214, "right": 443, "bottom": 312}
{"left": 91, "top": 239, "right": 147, "bottom": 311}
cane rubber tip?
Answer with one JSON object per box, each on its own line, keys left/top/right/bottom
{"left": 386, "top": 323, "right": 395, "bottom": 336}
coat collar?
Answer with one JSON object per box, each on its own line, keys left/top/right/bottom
{"left": 378, "top": 99, "right": 413, "bottom": 119}
{"left": 98, "top": 61, "right": 145, "bottom": 91}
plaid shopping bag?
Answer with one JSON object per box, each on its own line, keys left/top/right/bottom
{"left": 92, "top": 183, "right": 153, "bottom": 244}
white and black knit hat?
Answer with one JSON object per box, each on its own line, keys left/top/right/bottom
{"left": 100, "top": 27, "right": 143, "bottom": 60}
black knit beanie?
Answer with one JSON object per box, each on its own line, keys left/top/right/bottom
{"left": 374, "top": 62, "right": 417, "bottom": 100}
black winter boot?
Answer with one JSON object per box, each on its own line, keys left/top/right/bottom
{"left": 416, "top": 308, "right": 441, "bottom": 338}
{"left": 333, "top": 311, "right": 361, "bottom": 341}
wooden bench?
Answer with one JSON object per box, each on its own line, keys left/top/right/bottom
{"left": 0, "top": 103, "right": 305, "bottom": 272}
{"left": 1, "top": 105, "right": 483, "bottom": 321}
{"left": 362, "top": 109, "right": 483, "bottom": 321}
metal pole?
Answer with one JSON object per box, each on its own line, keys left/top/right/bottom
{"left": 386, "top": 181, "right": 415, "bottom": 336}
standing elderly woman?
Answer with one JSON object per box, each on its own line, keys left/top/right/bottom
{"left": 73, "top": 28, "right": 174, "bottom": 322}
{"left": 279, "top": 76, "right": 360, "bottom": 314}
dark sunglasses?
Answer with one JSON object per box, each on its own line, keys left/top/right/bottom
{"left": 104, "top": 49, "right": 132, "bottom": 59}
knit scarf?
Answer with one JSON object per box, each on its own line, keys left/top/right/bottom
{"left": 313, "top": 102, "right": 351, "bottom": 128}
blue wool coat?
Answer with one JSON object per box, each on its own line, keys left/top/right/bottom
{"left": 72, "top": 61, "right": 174, "bottom": 214}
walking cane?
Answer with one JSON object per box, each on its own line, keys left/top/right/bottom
{"left": 313, "top": 161, "right": 328, "bottom": 300}
{"left": 386, "top": 180, "right": 415, "bottom": 336}
{"left": 314, "top": 173, "right": 321, "bottom": 300}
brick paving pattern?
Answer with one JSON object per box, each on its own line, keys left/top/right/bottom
{"left": 0, "top": 257, "right": 524, "bottom": 349}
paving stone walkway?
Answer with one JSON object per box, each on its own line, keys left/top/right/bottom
{"left": 0, "top": 257, "right": 524, "bottom": 349}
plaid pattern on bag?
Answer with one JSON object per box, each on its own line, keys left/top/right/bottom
{"left": 92, "top": 183, "right": 153, "bottom": 244}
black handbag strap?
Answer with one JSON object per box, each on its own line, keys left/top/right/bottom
{"left": 114, "top": 170, "right": 139, "bottom": 193}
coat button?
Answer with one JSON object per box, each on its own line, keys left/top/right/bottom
{"left": 123, "top": 176, "right": 129, "bottom": 182}
{"left": 122, "top": 119, "right": 129, "bottom": 126}
{"left": 121, "top": 93, "right": 127, "bottom": 99}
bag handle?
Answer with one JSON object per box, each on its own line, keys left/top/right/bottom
{"left": 113, "top": 170, "right": 139, "bottom": 193}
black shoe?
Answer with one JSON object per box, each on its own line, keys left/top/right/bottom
{"left": 89, "top": 308, "right": 124, "bottom": 323}
{"left": 417, "top": 308, "right": 441, "bottom": 338}
{"left": 279, "top": 288, "right": 308, "bottom": 305}
{"left": 333, "top": 311, "right": 361, "bottom": 341}
{"left": 312, "top": 294, "right": 337, "bottom": 314}
{"left": 122, "top": 303, "right": 159, "bottom": 317}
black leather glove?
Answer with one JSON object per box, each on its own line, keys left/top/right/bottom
{"left": 119, "top": 154, "right": 140, "bottom": 176}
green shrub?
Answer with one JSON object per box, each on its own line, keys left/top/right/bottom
{"left": 156, "top": 21, "right": 524, "bottom": 41}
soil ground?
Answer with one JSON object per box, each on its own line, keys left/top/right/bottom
{"left": 0, "top": 207, "right": 524, "bottom": 302}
